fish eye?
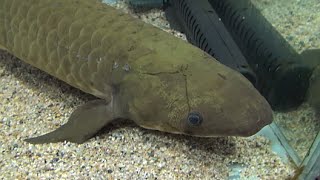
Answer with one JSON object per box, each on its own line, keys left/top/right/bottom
{"left": 187, "top": 111, "right": 203, "bottom": 126}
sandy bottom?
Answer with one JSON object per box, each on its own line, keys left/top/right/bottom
{"left": 1, "top": 0, "right": 320, "bottom": 179}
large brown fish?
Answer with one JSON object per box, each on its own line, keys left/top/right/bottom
{"left": 0, "top": 0, "right": 272, "bottom": 144}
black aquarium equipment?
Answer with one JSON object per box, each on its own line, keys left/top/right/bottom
{"left": 208, "top": 0, "right": 313, "bottom": 111}
{"left": 126, "top": 0, "right": 166, "bottom": 8}
{"left": 167, "top": 0, "right": 257, "bottom": 86}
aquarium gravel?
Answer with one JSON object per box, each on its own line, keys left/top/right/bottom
{"left": 1, "top": 0, "right": 319, "bottom": 179}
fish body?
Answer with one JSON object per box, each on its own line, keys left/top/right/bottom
{"left": 0, "top": 0, "right": 273, "bottom": 144}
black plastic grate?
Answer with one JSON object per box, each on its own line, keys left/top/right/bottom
{"left": 208, "top": 0, "right": 313, "bottom": 110}
{"left": 168, "top": 0, "right": 257, "bottom": 85}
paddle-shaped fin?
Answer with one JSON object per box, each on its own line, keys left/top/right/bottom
{"left": 25, "top": 99, "right": 114, "bottom": 144}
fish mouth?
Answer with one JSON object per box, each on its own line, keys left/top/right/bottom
{"left": 140, "top": 122, "right": 183, "bottom": 135}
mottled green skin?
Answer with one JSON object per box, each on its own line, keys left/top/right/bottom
{"left": 0, "top": 0, "right": 273, "bottom": 143}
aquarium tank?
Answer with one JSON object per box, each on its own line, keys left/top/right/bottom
{"left": 0, "top": 0, "right": 319, "bottom": 179}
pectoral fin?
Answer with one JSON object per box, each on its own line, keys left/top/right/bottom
{"left": 25, "top": 99, "right": 114, "bottom": 144}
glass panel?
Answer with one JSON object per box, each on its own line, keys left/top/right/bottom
{"left": 251, "top": 0, "right": 320, "bottom": 160}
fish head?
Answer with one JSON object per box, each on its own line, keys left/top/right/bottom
{"left": 122, "top": 45, "right": 272, "bottom": 137}
{"left": 177, "top": 53, "right": 273, "bottom": 137}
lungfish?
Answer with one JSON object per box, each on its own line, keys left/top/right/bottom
{"left": 0, "top": 0, "right": 273, "bottom": 144}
